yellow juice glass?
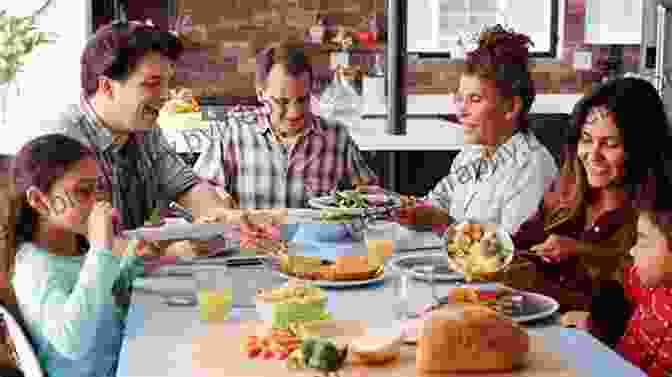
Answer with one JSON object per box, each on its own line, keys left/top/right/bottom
{"left": 197, "top": 288, "right": 233, "bottom": 321}
{"left": 194, "top": 265, "right": 233, "bottom": 322}
{"left": 364, "top": 220, "right": 400, "bottom": 269}
{"left": 366, "top": 239, "right": 394, "bottom": 268}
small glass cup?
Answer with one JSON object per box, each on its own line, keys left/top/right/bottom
{"left": 363, "top": 220, "right": 400, "bottom": 268}
{"left": 392, "top": 268, "right": 418, "bottom": 320}
{"left": 193, "top": 265, "right": 233, "bottom": 322}
{"left": 228, "top": 262, "right": 276, "bottom": 309}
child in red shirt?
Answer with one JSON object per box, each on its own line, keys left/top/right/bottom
{"left": 614, "top": 211, "right": 672, "bottom": 377}
{"left": 584, "top": 195, "right": 672, "bottom": 376}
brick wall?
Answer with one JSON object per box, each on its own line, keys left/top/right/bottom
{"left": 167, "top": 0, "right": 640, "bottom": 97}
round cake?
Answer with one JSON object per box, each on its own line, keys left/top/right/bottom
{"left": 416, "top": 303, "right": 530, "bottom": 373}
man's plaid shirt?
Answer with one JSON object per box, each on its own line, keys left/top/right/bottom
{"left": 193, "top": 108, "right": 378, "bottom": 209}
{"left": 35, "top": 96, "right": 199, "bottom": 230}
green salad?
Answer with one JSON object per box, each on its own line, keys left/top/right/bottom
{"left": 331, "top": 190, "right": 369, "bottom": 209}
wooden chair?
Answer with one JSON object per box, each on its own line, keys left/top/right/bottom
{"left": 0, "top": 303, "right": 42, "bottom": 377}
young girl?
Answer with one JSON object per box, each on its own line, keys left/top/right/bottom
{"left": 7, "top": 134, "right": 151, "bottom": 377}
{"left": 614, "top": 209, "right": 672, "bottom": 376}
{"left": 579, "top": 155, "right": 672, "bottom": 376}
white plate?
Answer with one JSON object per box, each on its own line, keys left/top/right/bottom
{"left": 307, "top": 192, "right": 402, "bottom": 216}
{"left": 271, "top": 268, "right": 386, "bottom": 288}
{"left": 286, "top": 208, "right": 324, "bottom": 223}
{"left": 123, "top": 222, "right": 237, "bottom": 241}
{"left": 387, "top": 251, "right": 464, "bottom": 281}
{"left": 513, "top": 291, "right": 560, "bottom": 323}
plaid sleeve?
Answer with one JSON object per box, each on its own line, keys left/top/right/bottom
{"left": 193, "top": 139, "right": 228, "bottom": 186}
{"left": 193, "top": 115, "right": 237, "bottom": 191}
{"left": 151, "top": 130, "right": 200, "bottom": 201}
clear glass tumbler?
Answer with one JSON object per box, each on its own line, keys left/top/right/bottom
{"left": 363, "top": 219, "right": 400, "bottom": 268}
{"left": 393, "top": 268, "right": 416, "bottom": 320}
{"left": 193, "top": 265, "right": 233, "bottom": 322}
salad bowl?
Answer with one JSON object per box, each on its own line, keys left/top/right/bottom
{"left": 441, "top": 220, "right": 515, "bottom": 282}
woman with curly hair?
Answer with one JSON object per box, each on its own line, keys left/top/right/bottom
{"left": 399, "top": 24, "right": 558, "bottom": 235}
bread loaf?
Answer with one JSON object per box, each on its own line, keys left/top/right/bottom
{"left": 416, "top": 303, "right": 529, "bottom": 373}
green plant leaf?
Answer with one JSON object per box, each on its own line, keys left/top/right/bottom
{"left": 0, "top": 10, "right": 56, "bottom": 82}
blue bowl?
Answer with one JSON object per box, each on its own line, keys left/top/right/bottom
{"left": 292, "top": 223, "right": 353, "bottom": 243}
{"left": 281, "top": 224, "right": 301, "bottom": 240}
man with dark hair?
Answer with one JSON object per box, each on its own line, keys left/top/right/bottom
{"left": 194, "top": 40, "right": 378, "bottom": 209}
{"left": 35, "top": 20, "right": 271, "bottom": 254}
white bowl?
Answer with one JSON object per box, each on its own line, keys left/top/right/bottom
{"left": 442, "top": 220, "right": 515, "bottom": 280}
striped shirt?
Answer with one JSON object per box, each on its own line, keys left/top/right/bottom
{"left": 425, "top": 131, "right": 558, "bottom": 234}
{"left": 193, "top": 108, "right": 377, "bottom": 209}
{"left": 36, "top": 96, "right": 199, "bottom": 229}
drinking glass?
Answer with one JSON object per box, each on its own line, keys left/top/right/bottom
{"left": 193, "top": 265, "right": 233, "bottom": 322}
{"left": 229, "top": 261, "right": 277, "bottom": 308}
{"left": 392, "top": 268, "right": 418, "bottom": 320}
{"left": 363, "top": 219, "right": 400, "bottom": 268}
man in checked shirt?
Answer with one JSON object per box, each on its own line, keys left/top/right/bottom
{"left": 194, "top": 40, "right": 379, "bottom": 210}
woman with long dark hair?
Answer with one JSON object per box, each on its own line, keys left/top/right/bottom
{"left": 513, "top": 76, "right": 670, "bottom": 312}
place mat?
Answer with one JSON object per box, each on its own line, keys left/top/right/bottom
{"left": 192, "top": 320, "right": 575, "bottom": 377}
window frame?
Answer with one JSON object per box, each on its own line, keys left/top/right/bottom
{"left": 409, "top": 0, "right": 560, "bottom": 59}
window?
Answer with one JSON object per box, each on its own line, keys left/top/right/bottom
{"left": 408, "top": 0, "right": 559, "bottom": 58}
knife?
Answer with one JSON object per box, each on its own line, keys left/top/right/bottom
{"left": 174, "top": 256, "right": 268, "bottom": 267}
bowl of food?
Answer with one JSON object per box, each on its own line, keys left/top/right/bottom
{"left": 255, "top": 280, "right": 330, "bottom": 329}
{"left": 442, "top": 221, "right": 515, "bottom": 282}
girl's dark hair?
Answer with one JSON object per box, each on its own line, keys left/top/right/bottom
{"left": 81, "top": 20, "right": 183, "bottom": 97}
{"left": 635, "top": 153, "right": 672, "bottom": 240}
{"left": 547, "top": 77, "right": 671, "bottom": 229}
{"left": 9, "top": 134, "right": 95, "bottom": 255}
{"left": 464, "top": 24, "right": 536, "bottom": 132}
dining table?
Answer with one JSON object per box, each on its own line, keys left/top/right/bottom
{"left": 116, "top": 214, "right": 646, "bottom": 377}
